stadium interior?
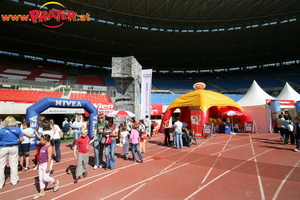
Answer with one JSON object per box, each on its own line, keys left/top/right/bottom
{"left": 0, "top": 0, "right": 300, "bottom": 123}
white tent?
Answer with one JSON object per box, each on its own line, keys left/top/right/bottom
{"left": 277, "top": 82, "right": 300, "bottom": 102}
{"left": 277, "top": 82, "right": 300, "bottom": 116}
{"left": 237, "top": 80, "right": 275, "bottom": 133}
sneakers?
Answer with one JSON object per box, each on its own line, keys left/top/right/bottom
{"left": 93, "top": 165, "right": 98, "bottom": 170}
{"left": 294, "top": 149, "right": 300, "bottom": 152}
{"left": 33, "top": 192, "right": 45, "bottom": 200}
{"left": 98, "top": 165, "right": 103, "bottom": 168}
{"left": 33, "top": 166, "right": 38, "bottom": 170}
{"left": 74, "top": 177, "right": 80, "bottom": 183}
{"left": 136, "top": 160, "right": 144, "bottom": 163}
{"left": 83, "top": 172, "right": 87, "bottom": 177}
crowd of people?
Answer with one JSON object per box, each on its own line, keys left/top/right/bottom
{"left": 275, "top": 114, "right": 300, "bottom": 151}
{"left": 0, "top": 114, "right": 157, "bottom": 199}
{"left": 1, "top": 113, "right": 300, "bottom": 199}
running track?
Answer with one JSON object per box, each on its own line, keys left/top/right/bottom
{"left": 1, "top": 132, "right": 300, "bottom": 200}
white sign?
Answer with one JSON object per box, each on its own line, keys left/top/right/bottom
{"left": 141, "top": 69, "right": 152, "bottom": 119}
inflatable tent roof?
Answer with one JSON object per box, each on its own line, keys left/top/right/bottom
{"left": 167, "top": 89, "right": 244, "bottom": 112}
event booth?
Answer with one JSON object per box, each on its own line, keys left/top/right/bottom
{"left": 237, "top": 80, "right": 275, "bottom": 133}
{"left": 238, "top": 81, "right": 300, "bottom": 133}
{"left": 159, "top": 83, "right": 252, "bottom": 137}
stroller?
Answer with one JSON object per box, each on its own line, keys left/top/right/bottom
{"left": 182, "top": 129, "right": 197, "bottom": 147}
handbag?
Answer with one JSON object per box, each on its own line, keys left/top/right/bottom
{"left": 141, "top": 132, "right": 147, "bottom": 139}
{"left": 101, "top": 136, "right": 112, "bottom": 145}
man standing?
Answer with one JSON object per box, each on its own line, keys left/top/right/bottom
{"left": 62, "top": 117, "right": 69, "bottom": 140}
{"left": 173, "top": 117, "right": 183, "bottom": 149}
{"left": 92, "top": 115, "right": 107, "bottom": 169}
{"left": 276, "top": 114, "right": 285, "bottom": 142}
{"left": 144, "top": 115, "right": 152, "bottom": 141}
{"left": 71, "top": 116, "right": 84, "bottom": 149}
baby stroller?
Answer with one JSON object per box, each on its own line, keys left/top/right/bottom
{"left": 182, "top": 129, "right": 197, "bottom": 147}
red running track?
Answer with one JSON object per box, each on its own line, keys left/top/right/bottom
{"left": 1, "top": 132, "right": 300, "bottom": 200}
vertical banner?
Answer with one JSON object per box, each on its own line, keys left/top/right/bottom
{"left": 190, "top": 108, "right": 206, "bottom": 138}
{"left": 269, "top": 100, "right": 281, "bottom": 131}
{"left": 141, "top": 69, "right": 152, "bottom": 119}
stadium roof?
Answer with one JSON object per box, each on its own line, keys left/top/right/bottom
{"left": 0, "top": 0, "right": 300, "bottom": 70}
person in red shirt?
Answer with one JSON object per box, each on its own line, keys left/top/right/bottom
{"left": 73, "top": 128, "right": 90, "bottom": 183}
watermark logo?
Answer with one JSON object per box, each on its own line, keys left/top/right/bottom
{"left": 1, "top": 1, "right": 90, "bottom": 28}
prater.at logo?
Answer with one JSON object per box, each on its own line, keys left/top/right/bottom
{"left": 1, "top": 1, "right": 90, "bottom": 28}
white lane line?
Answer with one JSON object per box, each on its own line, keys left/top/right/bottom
{"left": 50, "top": 171, "right": 119, "bottom": 200}
{"left": 160, "top": 139, "right": 209, "bottom": 173}
{"left": 184, "top": 146, "right": 277, "bottom": 200}
{"left": 99, "top": 162, "right": 190, "bottom": 200}
{"left": 201, "top": 135, "right": 233, "bottom": 184}
{"left": 272, "top": 160, "right": 300, "bottom": 200}
{"left": 119, "top": 183, "right": 147, "bottom": 200}
{"left": 249, "top": 133, "right": 265, "bottom": 200}
{"left": 100, "top": 138, "right": 281, "bottom": 200}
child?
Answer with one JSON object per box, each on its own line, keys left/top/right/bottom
{"left": 74, "top": 128, "right": 90, "bottom": 183}
{"left": 130, "top": 124, "right": 144, "bottom": 163}
{"left": 19, "top": 121, "right": 34, "bottom": 172}
{"left": 120, "top": 126, "right": 129, "bottom": 160}
{"left": 32, "top": 134, "right": 59, "bottom": 200}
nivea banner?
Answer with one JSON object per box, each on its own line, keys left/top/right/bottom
{"left": 296, "top": 101, "right": 300, "bottom": 118}
{"left": 26, "top": 97, "right": 98, "bottom": 150}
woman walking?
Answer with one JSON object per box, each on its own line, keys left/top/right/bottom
{"left": 0, "top": 116, "right": 24, "bottom": 189}
{"left": 104, "top": 120, "right": 118, "bottom": 170}
{"left": 19, "top": 121, "right": 34, "bottom": 171}
{"left": 49, "top": 119, "right": 62, "bottom": 163}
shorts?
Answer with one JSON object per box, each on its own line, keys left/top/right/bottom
{"left": 19, "top": 143, "right": 30, "bottom": 156}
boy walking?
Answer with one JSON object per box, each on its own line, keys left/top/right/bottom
{"left": 73, "top": 128, "right": 90, "bottom": 183}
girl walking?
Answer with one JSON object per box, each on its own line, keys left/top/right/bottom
{"left": 120, "top": 126, "right": 129, "bottom": 160}
{"left": 32, "top": 134, "right": 59, "bottom": 199}
{"left": 130, "top": 124, "right": 144, "bottom": 163}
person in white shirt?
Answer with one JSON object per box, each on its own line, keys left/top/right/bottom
{"left": 173, "top": 117, "right": 183, "bottom": 149}
{"left": 50, "top": 119, "right": 62, "bottom": 162}
{"left": 144, "top": 115, "right": 152, "bottom": 141}
{"left": 71, "top": 116, "right": 84, "bottom": 149}
{"left": 19, "top": 121, "right": 34, "bottom": 171}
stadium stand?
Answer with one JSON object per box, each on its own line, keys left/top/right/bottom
{"left": 77, "top": 67, "right": 103, "bottom": 76}
{"left": 0, "top": 67, "right": 67, "bottom": 83}
{"left": 69, "top": 93, "right": 111, "bottom": 103}
{"left": 105, "top": 77, "right": 115, "bottom": 87}
{"left": 76, "top": 75, "right": 105, "bottom": 86}
{"left": 30, "top": 60, "right": 71, "bottom": 74}
{"left": 0, "top": 88, "right": 62, "bottom": 102}
{"left": 152, "top": 80, "right": 217, "bottom": 90}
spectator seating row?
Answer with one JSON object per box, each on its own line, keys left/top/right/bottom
{"left": 150, "top": 93, "right": 245, "bottom": 105}
{"left": 69, "top": 93, "right": 111, "bottom": 103}
{"left": 76, "top": 75, "right": 105, "bottom": 86}
{"left": 77, "top": 67, "right": 103, "bottom": 76}
{"left": 209, "top": 78, "right": 285, "bottom": 90}
{"left": 0, "top": 88, "right": 62, "bottom": 102}
{"left": 30, "top": 61, "right": 71, "bottom": 74}
{"left": 0, "top": 67, "right": 67, "bottom": 83}
{"left": 152, "top": 80, "right": 217, "bottom": 90}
